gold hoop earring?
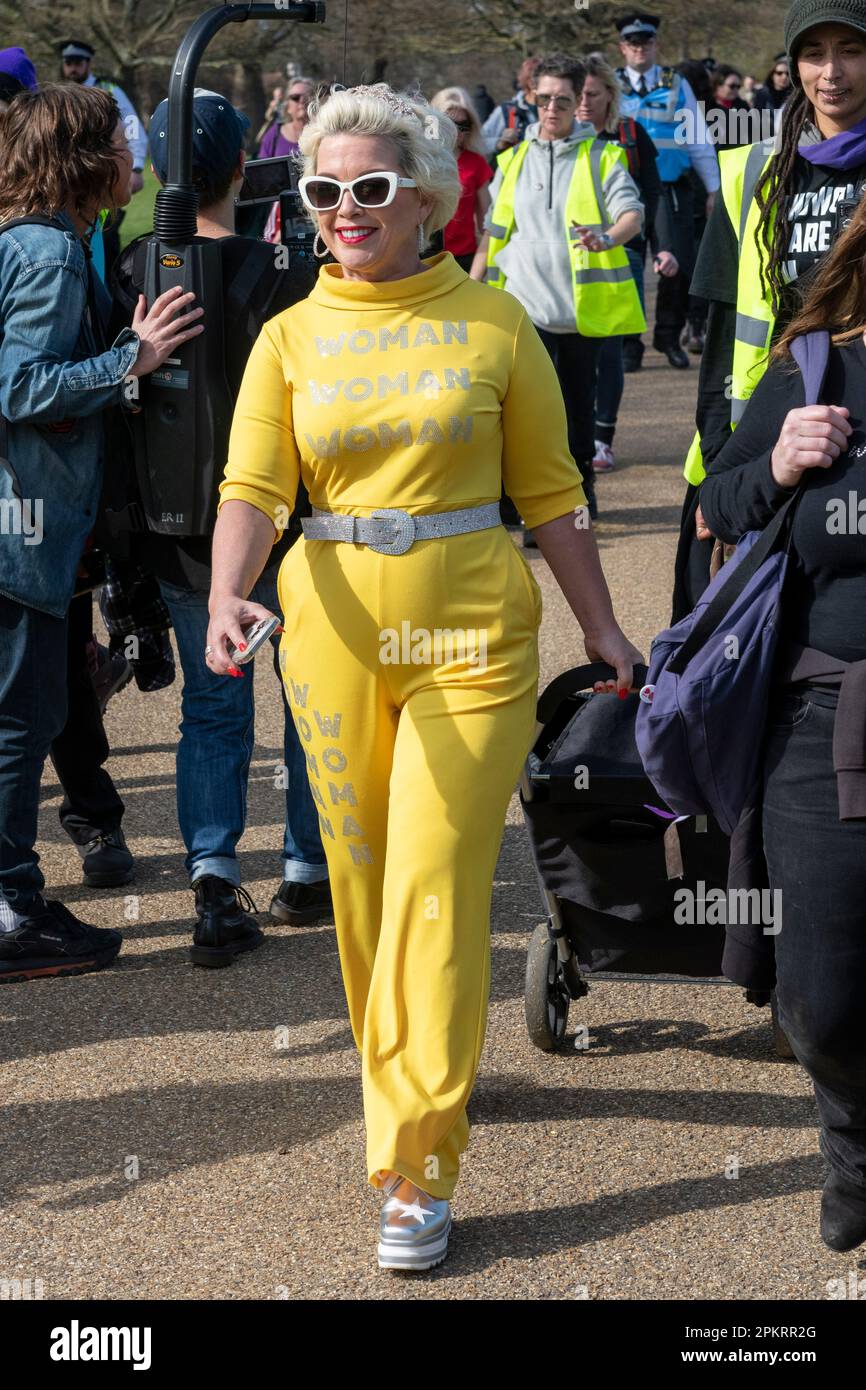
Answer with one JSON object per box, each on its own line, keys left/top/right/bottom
{"left": 313, "top": 230, "right": 330, "bottom": 259}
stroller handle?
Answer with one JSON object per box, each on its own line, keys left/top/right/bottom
{"left": 536, "top": 662, "right": 649, "bottom": 726}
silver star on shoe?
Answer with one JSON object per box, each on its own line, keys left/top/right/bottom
{"left": 378, "top": 1176, "right": 451, "bottom": 1272}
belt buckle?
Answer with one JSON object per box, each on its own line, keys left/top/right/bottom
{"left": 366, "top": 508, "right": 415, "bottom": 556}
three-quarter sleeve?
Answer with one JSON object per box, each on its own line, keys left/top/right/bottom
{"left": 500, "top": 311, "right": 587, "bottom": 528}
{"left": 219, "top": 320, "right": 300, "bottom": 536}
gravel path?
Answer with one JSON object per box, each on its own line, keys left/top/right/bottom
{"left": 1, "top": 331, "right": 835, "bottom": 1302}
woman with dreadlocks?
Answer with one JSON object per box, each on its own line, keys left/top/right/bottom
{"left": 671, "top": 0, "right": 866, "bottom": 621}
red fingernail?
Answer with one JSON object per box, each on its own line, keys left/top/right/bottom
{"left": 228, "top": 666, "right": 243, "bottom": 677}
{"left": 238, "top": 643, "right": 247, "bottom": 652}
{"left": 618, "top": 688, "right": 628, "bottom": 699}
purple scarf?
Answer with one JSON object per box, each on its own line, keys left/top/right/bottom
{"left": 800, "top": 115, "right": 866, "bottom": 169}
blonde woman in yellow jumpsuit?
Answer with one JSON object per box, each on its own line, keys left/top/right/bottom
{"left": 206, "top": 83, "right": 642, "bottom": 1271}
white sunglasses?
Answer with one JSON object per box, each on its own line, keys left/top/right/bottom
{"left": 298, "top": 170, "right": 417, "bottom": 212}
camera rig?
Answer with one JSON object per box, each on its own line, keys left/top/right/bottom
{"left": 137, "top": 2, "right": 325, "bottom": 537}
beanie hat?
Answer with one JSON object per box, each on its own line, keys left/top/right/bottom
{"left": 0, "top": 46, "right": 37, "bottom": 92}
{"left": 785, "top": 0, "right": 866, "bottom": 84}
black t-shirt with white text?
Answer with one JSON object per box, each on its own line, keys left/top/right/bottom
{"left": 691, "top": 152, "right": 866, "bottom": 317}
{"left": 690, "top": 153, "right": 866, "bottom": 472}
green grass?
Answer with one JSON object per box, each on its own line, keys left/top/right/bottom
{"left": 121, "top": 164, "right": 159, "bottom": 247}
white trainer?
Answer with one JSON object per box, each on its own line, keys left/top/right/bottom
{"left": 592, "top": 440, "right": 616, "bottom": 473}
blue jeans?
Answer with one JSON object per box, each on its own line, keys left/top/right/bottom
{"left": 0, "top": 595, "right": 69, "bottom": 915}
{"left": 763, "top": 686, "right": 866, "bottom": 1187}
{"left": 596, "top": 247, "right": 646, "bottom": 445}
{"left": 158, "top": 571, "right": 327, "bottom": 888}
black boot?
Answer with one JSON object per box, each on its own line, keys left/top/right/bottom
{"left": 820, "top": 1170, "right": 866, "bottom": 1252}
{"left": 74, "top": 827, "right": 135, "bottom": 888}
{"left": 270, "top": 879, "right": 332, "bottom": 926}
{"left": 190, "top": 877, "right": 264, "bottom": 968}
{"left": 653, "top": 335, "right": 690, "bottom": 369}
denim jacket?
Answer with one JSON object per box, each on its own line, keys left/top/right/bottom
{"left": 0, "top": 211, "right": 140, "bottom": 617}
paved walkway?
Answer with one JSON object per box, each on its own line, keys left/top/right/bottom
{"left": 2, "top": 334, "right": 831, "bottom": 1302}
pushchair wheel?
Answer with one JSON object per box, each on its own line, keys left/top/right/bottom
{"left": 525, "top": 921, "right": 570, "bottom": 1050}
{"left": 770, "top": 991, "right": 797, "bottom": 1061}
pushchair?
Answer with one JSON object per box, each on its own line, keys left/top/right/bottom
{"left": 519, "top": 663, "right": 793, "bottom": 1057}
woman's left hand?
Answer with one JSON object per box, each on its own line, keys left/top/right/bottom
{"left": 572, "top": 223, "right": 609, "bottom": 253}
{"left": 583, "top": 625, "right": 645, "bottom": 697}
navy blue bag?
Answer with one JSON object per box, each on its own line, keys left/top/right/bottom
{"left": 635, "top": 331, "right": 829, "bottom": 835}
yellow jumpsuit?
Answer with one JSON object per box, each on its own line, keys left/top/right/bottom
{"left": 221, "top": 251, "right": 586, "bottom": 1199}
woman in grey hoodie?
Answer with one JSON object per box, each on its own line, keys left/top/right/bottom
{"left": 471, "top": 53, "right": 644, "bottom": 527}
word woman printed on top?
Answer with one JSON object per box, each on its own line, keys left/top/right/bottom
{"left": 304, "top": 320, "right": 474, "bottom": 457}
{"left": 284, "top": 671, "right": 372, "bottom": 867}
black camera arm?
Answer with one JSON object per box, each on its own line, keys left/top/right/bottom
{"left": 154, "top": 1, "right": 325, "bottom": 242}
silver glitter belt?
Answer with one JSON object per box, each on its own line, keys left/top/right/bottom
{"left": 300, "top": 503, "right": 502, "bottom": 556}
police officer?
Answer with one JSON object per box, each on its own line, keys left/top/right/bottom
{"left": 615, "top": 11, "right": 720, "bottom": 371}
{"left": 59, "top": 41, "right": 147, "bottom": 194}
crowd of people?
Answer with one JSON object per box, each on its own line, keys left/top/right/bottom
{"left": 2, "top": 0, "right": 866, "bottom": 1275}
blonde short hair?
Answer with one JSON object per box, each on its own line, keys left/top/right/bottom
{"left": 430, "top": 86, "right": 485, "bottom": 155}
{"left": 583, "top": 53, "right": 621, "bottom": 132}
{"left": 298, "top": 83, "right": 461, "bottom": 247}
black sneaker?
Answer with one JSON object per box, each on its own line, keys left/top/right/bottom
{"left": 270, "top": 879, "right": 332, "bottom": 926}
{"left": 0, "top": 899, "right": 122, "bottom": 984}
{"left": 74, "top": 828, "right": 135, "bottom": 889}
{"left": 190, "top": 876, "right": 264, "bottom": 968}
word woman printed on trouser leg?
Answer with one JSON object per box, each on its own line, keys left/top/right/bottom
{"left": 285, "top": 674, "right": 372, "bottom": 867}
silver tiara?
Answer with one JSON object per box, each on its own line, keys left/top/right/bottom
{"left": 348, "top": 83, "right": 421, "bottom": 122}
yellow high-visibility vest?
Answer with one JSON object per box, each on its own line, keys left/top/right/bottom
{"left": 486, "top": 137, "right": 646, "bottom": 337}
{"left": 684, "top": 137, "right": 776, "bottom": 485}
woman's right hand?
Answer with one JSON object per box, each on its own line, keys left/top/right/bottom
{"left": 206, "top": 594, "right": 279, "bottom": 677}
{"left": 770, "top": 404, "right": 852, "bottom": 488}
{"left": 129, "top": 286, "right": 204, "bottom": 378}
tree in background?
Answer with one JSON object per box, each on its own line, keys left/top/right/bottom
{"left": 0, "top": 0, "right": 793, "bottom": 129}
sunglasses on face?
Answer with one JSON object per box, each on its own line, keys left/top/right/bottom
{"left": 298, "top": 170, "right": 418, "bottom": 211}
{"left": 452, "top": 119, "right": 472, "bottom": 132}
{"left": 774, "top": 68, "right": 789, "bottom": 76}
{"left": 286, "top": 92, "right": 310, "bottom": 103}
{"left": 535, "top": 94, "right": 574, "bottom": 110}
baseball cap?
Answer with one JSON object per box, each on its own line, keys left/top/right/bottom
{"left": 148, "top": 88, "right": 250, "bottom": 184}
